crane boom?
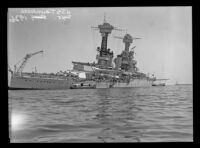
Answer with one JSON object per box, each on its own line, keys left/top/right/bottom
{"left": 15, "top": 50, "right": 43, "bottom": 74}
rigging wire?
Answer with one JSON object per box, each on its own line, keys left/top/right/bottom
{"left": 92, "top": 28, "right": 95, "bottom": 51}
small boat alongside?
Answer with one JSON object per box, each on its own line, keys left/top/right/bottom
{"left": 152, "top": 79, "right": 168, "bottom": 86}
{"left": 70, "top": 83, "right": 96, "bottom": 89}
{"left": 152, "top": 83, "right": 165, "bottom": 86}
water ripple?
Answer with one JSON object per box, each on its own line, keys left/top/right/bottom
{"left": 9, "top": 85, "right": 193, "bottom": 142}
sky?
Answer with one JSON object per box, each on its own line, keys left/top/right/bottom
{"left": 8, "top": 7, "right": 192, "bottom": 84}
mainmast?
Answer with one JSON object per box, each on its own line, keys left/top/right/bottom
{"left": 113, "top": 33, "right": 141, "bottom": 52}
{"left": 113, "top": 33, "right": 141, "bottom": 72}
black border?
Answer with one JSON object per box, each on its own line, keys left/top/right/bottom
{"left": 2, "top": 0, "right": 199, "bottom": 144}
{"left": 4, "top": 0, "right": 195, "bottom": 7}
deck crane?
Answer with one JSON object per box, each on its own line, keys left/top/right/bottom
{"left": 14, "top": 50, "right": 43, "bottom": 75}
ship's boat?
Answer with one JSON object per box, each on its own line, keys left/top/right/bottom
{"left": 152, "top": 79, "right": 168, "bottom": 87}
{"left": 152, "top": 83, "right": 165, "bottom": 86}
{"left": 70, "top": 83, "right": 96, "bottom": 89}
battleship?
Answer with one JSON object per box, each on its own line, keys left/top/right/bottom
{"left": 8, "top": 15, "right": 159, "bottom": 89}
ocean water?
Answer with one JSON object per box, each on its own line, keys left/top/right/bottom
{"left": 8, "top": 85, "right": 193, "bottom": 142}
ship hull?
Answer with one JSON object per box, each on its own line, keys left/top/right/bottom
{"left": 96, "top": 82, "right": 113, "bottom": 88}
{"left": 96, "top": 78, "right": 154, "bottom": 88}
{"left": 9, "top": 75, "right": 154, "bottom": 90}
{"left": 113, "top": 79, "right": 153, "bottom": 88}
{"left": 9, "top": 75, "right": 73, "bottom": 90}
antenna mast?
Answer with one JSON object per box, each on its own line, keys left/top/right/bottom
{"left": 104, "top": 12, "right": 106, "bottom": 23}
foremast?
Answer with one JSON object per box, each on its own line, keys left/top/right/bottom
{"left": 92, "top": 15, "right": 123, "bottom": 69}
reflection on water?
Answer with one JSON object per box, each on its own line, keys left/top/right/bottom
{"left": 94, "top": 89, "right": 141, "bottom": 142}
{"left": 9, "top": 85, "right": 193, "bottom": 142}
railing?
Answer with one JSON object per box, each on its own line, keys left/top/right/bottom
{"left": 17, "top": 72, "right": 77, "bottom": 80}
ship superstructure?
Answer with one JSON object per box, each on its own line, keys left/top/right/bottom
{"left": 71, "top": 16, "right": 156, "bottom": 88}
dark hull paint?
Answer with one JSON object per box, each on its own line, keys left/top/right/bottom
{"left": 152, "top": 84, "right": 165, "bottom": 86}
{"left": 70, "top": 86, "right": 96, "bottom": 89}
{"left": 8, "top": 87, "right": 46, "bottom": 90}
